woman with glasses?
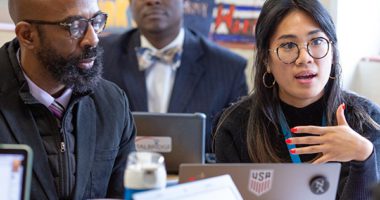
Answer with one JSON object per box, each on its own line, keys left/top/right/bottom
{"left": 213, "top": 0, "right": 380, "bottom": 199}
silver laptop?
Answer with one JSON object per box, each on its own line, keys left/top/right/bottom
{"left": 132, "top": 112, "right": 206, "bottom": 174}
{"left": 0, "top": 144, "right": 33, "bottom": 200}
{"left": 179, "top": 163, "right": 341, "bottom": 200}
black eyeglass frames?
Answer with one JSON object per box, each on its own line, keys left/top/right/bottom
{"left": 23, "top": 12, "right": 108, "bottom": 39}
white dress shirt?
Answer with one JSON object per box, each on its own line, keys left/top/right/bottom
{"left": 140, "top": 28, "right": 185, "bottom": 113}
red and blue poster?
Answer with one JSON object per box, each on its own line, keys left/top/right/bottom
{"left": 208, "top": 0, "right": 264, "bottom": 49}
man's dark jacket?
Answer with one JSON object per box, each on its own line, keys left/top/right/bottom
{"left": 0, "top": 39, "right": 136, "bottom": 199}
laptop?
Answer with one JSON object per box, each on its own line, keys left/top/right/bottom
{"left": 179, "top": 163, "right": 341, "bottom": 200}
{"left": 0, "top": 144, "right": 33, "bottom": 200}
{"left": 132, "top": 112, "right": 206, "bottom": 174}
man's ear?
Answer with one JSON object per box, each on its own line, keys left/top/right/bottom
{"left": 15, "top": 22, "right": 38, "bottom": 49}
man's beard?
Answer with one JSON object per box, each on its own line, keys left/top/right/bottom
{"left": 35, "top": 40, "right": 104, "bottom": 94}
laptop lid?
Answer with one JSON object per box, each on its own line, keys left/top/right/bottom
{"left": 133, "top": 112, "right": 206, "bottom": 174}
{"left": 179, "top": 163, "right": 341, "bottom": 200}
{"left": 0, "top": 144, "right": 33, "bottom": 200}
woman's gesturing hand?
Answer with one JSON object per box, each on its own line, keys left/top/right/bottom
{"left": 286, "top": 103, "right": 374, "bottom": 164}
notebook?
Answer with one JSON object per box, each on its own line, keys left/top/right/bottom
{"left": 0, "top": 144, "right": 33, "bottom": 200}
{"left": 179, "top": 163, "right": 341, "bottom": 200}
{"left": 132, "top": 112, "right": 206, "bottom": 174}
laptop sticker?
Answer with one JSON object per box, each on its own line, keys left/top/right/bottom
{"left": 136, "top": 136, "right": 172, "bottom": 153}
{"left": 248, "top": 169, "right": 274, "bottom": 196}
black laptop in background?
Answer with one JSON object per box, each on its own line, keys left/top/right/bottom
{"left": 132, "top": 112, "right": 206, "bottom": 174}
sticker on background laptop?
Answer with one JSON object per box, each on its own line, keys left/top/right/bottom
{"left": 135, "top": 136, "right": 172, "bottom": 152}
{"left": 248, "top": 169, "right": 274, "bottom": 196}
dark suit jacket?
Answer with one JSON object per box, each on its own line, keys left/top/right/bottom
{"left": 100, "top": 28, "right": 248, "bottom": 153}
{"left": 0, "top": 39, "right": 136, "bottom": 199}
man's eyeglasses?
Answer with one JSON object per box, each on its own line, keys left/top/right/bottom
{"left": 269, "top": 37, "right": 332, "bottom": 64}
{"left": 23, "top": 12, "right": 108, "bottom": 39}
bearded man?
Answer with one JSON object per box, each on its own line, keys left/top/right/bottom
{"left": 0, "top": 0, "right": 136, "bottom": 199}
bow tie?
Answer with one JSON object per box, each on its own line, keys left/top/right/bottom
{"left": 135, "top": 46, "right": 182, "bottom": 71}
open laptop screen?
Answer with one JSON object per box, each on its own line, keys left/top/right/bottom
{"left": 0, "top": 144, "right": 33, "bottom": 200}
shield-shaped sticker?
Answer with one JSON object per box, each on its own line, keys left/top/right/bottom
{"left": 248, "top": 169, "right": 274, "bottom": 196}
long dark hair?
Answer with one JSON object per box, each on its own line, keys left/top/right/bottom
{"left": 242, "top": 0, "right": 379, "bottom": 162}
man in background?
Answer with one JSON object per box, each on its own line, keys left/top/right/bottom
{"left": 101, "top": 0, "right": 247, "bottom": 159}
{"left": 0, "top": 0, "right": 135, "bottom": 199}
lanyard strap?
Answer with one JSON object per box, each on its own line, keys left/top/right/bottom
{"left": 278, "top": 108, "right": 327, "bottom": 163}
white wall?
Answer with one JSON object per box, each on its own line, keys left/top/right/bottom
{"left": 351, "top": 60, "right": 380, "bottom": 104}
{"left": 321, "top": 0, "right": 338, "bottom": 23}
{"left": 335, "top": 0, "right": 380, "bottom": 89}
{"left": 0, "top": 23, "right": 15, "bottom": 45}
{"left": 0, "top": 0, "right": 15, "bottom": 46}
{"left": 0, "top": 31, "right": 14, "bottom": 44}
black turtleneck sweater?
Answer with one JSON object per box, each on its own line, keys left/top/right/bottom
{"left": 280, "top": 97, "right": 325, "bottom": 162}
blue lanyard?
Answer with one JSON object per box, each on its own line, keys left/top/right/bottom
{"left": 278, "top": 108, "right": 327, "bottom": 163}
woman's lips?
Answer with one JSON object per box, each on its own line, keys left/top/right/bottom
{"left": 295, "top": 74, "right": 317, "bottom": 79}
{"left": 294, "top": 72, "right": 317, "bottom": 84}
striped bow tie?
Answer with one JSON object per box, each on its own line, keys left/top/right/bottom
{"left": 135, "top": 46, "right": 182, "bottom": 71}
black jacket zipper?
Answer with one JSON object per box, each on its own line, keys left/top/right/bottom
{"left": 59, "top": 122, "right": 72, "bottom": 199}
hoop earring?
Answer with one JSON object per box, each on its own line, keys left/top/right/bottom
{"left": 263, "top": 72, "right": 275, "bottom": 88}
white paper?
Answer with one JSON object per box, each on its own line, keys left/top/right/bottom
{"left": 133, "top": 174, "right": 243, "bottom": 200}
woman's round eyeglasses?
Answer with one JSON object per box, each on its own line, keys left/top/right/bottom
{"left": 269, "top": 37, "right": 332, "bottom": 64}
